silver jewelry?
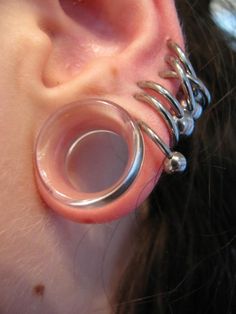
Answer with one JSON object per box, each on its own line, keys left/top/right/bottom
{"left": 34, "top": 99, "right": 144, "bottom": 209}
{"left": 135, "top": 39, "right": 211, "bottom": 174}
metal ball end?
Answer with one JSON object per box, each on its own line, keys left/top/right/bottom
{"left": 192, "top": 103, "right": 203, "bottom": 120}
{"left": 164, "top": 152, "right": 187, "bottom": 174}
{"left": 175, "top": 111, "right": 195, "bottom": 136}
{"left": 180, "top": 97, "right": 203, "bottom": 120}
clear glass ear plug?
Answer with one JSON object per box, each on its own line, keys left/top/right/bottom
{"left": 34, "top": 99, "right": 144, "bottom": 209}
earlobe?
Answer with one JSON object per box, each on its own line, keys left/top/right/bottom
{"left": 33, "top": 0, "right": 188, "bottom": 223}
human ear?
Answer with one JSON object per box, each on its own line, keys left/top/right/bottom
{"left": 33, "top": 0, "right": 184, "bottom": 223}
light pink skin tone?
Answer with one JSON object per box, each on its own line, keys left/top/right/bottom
{"left": 0, "top": 0, "right": 184, "bottom": 313}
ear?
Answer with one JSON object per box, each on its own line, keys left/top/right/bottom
{"left": 33, "top": 0, "right": 184, "bottom": 223}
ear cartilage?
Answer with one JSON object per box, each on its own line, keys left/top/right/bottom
{"left": 135, "top": 39, "right": 211, "bottom": 174}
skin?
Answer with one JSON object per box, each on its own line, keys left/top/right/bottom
{"left": 0, "top": 1, "right": 183, "bottom": 313}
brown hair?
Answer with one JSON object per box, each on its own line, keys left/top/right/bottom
{"left": 113, "top": 0, "right": 236, "bottom": 313}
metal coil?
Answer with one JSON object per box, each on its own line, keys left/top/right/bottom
{"left": 134, "top": 40, "right": 211, "bottom": 174}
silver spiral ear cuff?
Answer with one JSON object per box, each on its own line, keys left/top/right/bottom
{"left": 134, "top": 39, "right": 211, "bottom": 174}
{"left": 34, "top": 39, "right": 211, "bottom": 216}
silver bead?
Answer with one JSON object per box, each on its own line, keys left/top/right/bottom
{"left": 164, "top": 152, "right": 187, "bottom": 174}
{"left": 192, "top": 102, "right": 203, "bottom": 120}
{"left": 180, "top": 98, "right": 202, "bottom": 120}
{"left": 174, "top": 111, "right": 195, "bottom": 136}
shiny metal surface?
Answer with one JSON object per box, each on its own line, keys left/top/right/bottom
{"left": 135, "top": 39, "right": 211, "bottom": 174}
{"left": 134, "top": 92, "right": 179, "bottom": 144}
{"left": 137, "top": 81, "right": 184, "bottom": 118}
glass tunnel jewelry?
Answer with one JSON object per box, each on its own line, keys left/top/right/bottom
{"left": 35, "top": 99, "right": 144, "bottom": 208}
{"left": 34, "top": 39, "right": 211, "bottom": 220}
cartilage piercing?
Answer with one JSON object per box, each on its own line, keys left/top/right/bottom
{"left": 134, "top": 92, "right": 180, "bottom": 145}
{"left": 162, "top": 39, "right": 211, "bottom": 110}
{"left": 167, "top": 39, "right": 197, "bottom": 77}
{"left": 136, "top": 81, "right": 194, "bottom": 136}
{"left": 135, "top": 39, "right": 211, "bottom": 174}
{"left": 137, "top": 81, "right": 184, "bottom": 118}
{"left": 138, "top": 121, "right": 187, "bottom": 174}
{"left": 165, "top": 55, "right": 198, "bottom": 115}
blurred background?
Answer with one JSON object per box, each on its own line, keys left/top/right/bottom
{"left": 211, "top": 0, "right": 236, "bottom": 48}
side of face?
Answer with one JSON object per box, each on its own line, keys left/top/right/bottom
{"left": 0, "top": 0, "right": 183, "bottom": 312}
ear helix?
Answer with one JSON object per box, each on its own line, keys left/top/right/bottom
{"left": 34, "top": 39, "right": 211, "bottom": 223}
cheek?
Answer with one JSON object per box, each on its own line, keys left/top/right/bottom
{"left": 0, "top": 52, "right": 49, "bottom": 265}
{"left": 0, "top": 94, "right": 34, "bottom": 205}
{"left": 0, "top": 97, "right": 72, "bottom": 308}
{"left": 0, "top": 10, "right": 45, "bottom": 222}
{"left": 0, "top": 3, "right": 67, "bottom": 269}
